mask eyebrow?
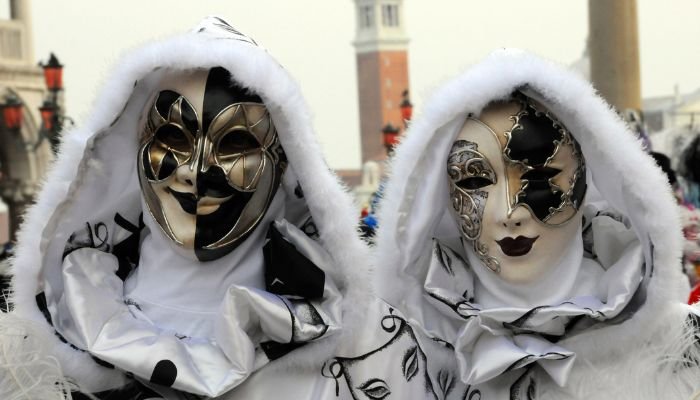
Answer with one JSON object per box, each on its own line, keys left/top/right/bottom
{"left": 154, "top": 90, "right": 199, "bottom": 134}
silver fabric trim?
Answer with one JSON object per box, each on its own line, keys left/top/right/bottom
{"left": 423, "top": 226, "right": 644, "bottom": 386}
{"left": 50, "top": 220, "right": 341, "bottom": 397}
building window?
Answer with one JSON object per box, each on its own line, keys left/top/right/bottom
{"left": 382, "top": 4, "right": 399, "bottom": 27}
{"left": 360, "top": 5, "right": 373, "bottom": 28}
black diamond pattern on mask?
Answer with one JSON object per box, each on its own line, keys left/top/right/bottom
{"left": 507, "top": 109, "right": 562, "bottom": 166}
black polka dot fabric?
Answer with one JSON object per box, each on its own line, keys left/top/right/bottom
{"left": 150, "top": 359, "right": 177, "bottom": 387}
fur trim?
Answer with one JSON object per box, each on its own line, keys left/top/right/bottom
{"left": 540, "top": 304, "right": 700, "bottom": 400}
{"left": 7, "top": 19, "right": 371, "bottom": 390}
{"left": 0, "top": 312, "right": 78, "bottom": 399}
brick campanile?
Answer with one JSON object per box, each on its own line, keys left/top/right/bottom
{"left": 354, "top": 0, "right": 410, "bottom": 163}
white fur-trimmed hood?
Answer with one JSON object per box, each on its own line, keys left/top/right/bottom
{"left": 374, "top": 49, "right": 693, "bottom": 394}
{"left": 8, "top": 17, "right": 370, "bottom": 392}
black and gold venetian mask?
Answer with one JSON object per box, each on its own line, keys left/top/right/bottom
{"left": 138, "top": 67, "right": 286, "bottom": 261}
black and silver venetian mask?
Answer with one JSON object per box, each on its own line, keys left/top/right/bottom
{"left": 138, "top": 67, "right": 286, "bottom": 261}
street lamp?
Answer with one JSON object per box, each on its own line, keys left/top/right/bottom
{"left": 1, "top": 94, "right": 23, "bottom": 132}
{"left": 382, "top": 123, "right": 400, "bottom": 155}
{"left": 400, "top": 89, "right": 413, "bottom": 126}
{"left": 42, "top": 53, "right": 63, "bottom": 92}
{"left": 39, "top": 53, "right": 71, "bottom": 153}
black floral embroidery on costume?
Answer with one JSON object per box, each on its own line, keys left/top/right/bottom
{"left": 437, "top": 369, "right": 456, "bottom": 398}
{"left": 510, "top": 368, "right": 537, "bottom": 400}
{"left": 503, "top": 352, "right": 570, "bottom": 374}
{"left": 112, "top": 213, "right": 145, "bottom": 281}
{"left": 427, "top": 291, "right": 480, "bottom": 320}
{"left": 358, "top": 378, "right": 392, "bottom": 399}
{"left": 464, "top": 385, "right": 483, "bottom": 400}
{"left": 63, "top": 221, "right": 111, "bottom": 259}
{"left": 322, "top": 310, "right": 437, "bottom": 399}
{"left": 61, "top": 213, "right": 145, "bottom": 282}
{"left": 402, "top": 345, "right": 420, "bottom": 381}
{"left": 434, "top": 241, "right": 455, "bottom": 276}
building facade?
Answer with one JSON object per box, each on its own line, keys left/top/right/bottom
{"left": 0, "top": 0, "right": 53, "bottom": 244}
{"left": 354, "top": 0, "right": 409, "bottom": 164}
{"left": 338, "top": 0, "right": 410, "bottom": 211}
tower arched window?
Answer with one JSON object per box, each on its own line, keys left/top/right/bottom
{"left": 360, "top": 5, "right": 374, "bottom": 28}
{"left": 382, "top": 4, "right": 399, "bottom": 27}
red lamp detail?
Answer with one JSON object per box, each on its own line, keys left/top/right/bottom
{"left": 400, "top": 98, "right": 413, "bottom": 122}
{"left": 2, "top": 96, "right": 23, "bottom": 131}
{"left": 39, "top": 101, "right": 56, "bottom": 132}
{"left": 382, "top": 123, "right": 400, "bottom": 151}
{"left": 42, "top": 53, "right": 64, "bottom": 92}
{"left": 400, "top": 89, "right": 413, "bottom": 123}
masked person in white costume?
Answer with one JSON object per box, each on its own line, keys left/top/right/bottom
{"left": 374, "top": 50, "right": 700, "bottom": 399}
{"left": 1, "top": 18, "right": 370, "bottom": 399}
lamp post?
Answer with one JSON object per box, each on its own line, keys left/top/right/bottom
{"left": 381, "top": 123, "right": 400, "bottom": 155}
{"left": 400, "top": 89, "right": 413, "bottom": 128}
{"left": 39, "top": 52, "right": 70, "bottom": 153}
{"left": 1, "top": 94, "right": 23, "bottom": 133}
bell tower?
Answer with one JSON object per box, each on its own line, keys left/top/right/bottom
{"left": 354, "top": 0, "right": 410, "bottom": 163}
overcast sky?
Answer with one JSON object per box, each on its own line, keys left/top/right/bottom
{"left": 25, "top": 0, "right": 700, "bottom": 169}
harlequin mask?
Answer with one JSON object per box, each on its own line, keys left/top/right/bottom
{"left": 447, "top": 94, "right": 587, "bottom": 283}
{"left": 138, "top": 67, "right": 286, "bottom": 262}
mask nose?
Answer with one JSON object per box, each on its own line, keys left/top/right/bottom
{"left": 501, "top": 205, "right": 529, "bottom": 229}
{"left": 175, "top": 160, "right": 197, "bottom": 191}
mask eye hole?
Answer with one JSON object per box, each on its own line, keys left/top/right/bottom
{"left": 456, "top": 176, "right": 493, "bottom": 190}
{"left": 156, "top": 124, "right": 191, "bottom": 154}
{"left": 521, "top": 166, "right": 561, "bottom": 182}
{"left": 217, "top": 130, "right": 260, "bottom": 156}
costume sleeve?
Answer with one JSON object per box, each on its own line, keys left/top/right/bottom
{"left": 216, "top": 220, "right": 342, "bottom": 362}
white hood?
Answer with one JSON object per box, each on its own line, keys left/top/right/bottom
{"left": 374, "top": 49, "right": 699, "bottom": 399}
{"left": 6, "top": 17, "right": 370, "bottom": 397}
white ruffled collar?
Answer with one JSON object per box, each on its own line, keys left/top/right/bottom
{"left": 422, "top": 210, "right": 645, "bottom": 387}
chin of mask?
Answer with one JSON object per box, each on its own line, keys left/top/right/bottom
{"left": 138, "top": 67, "right": 287, "bottom": 262}
{"left": 446, "top": 95, "right": 587, "bottom": 283}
